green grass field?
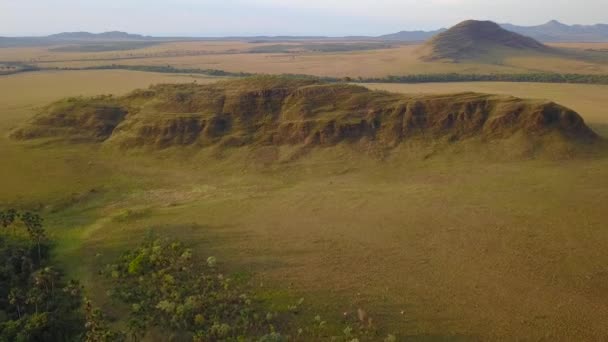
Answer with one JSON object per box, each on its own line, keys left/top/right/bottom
{"left": 2, "top": 70, "right": 608, "bottom": 340}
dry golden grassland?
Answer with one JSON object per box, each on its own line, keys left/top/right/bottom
{"left": 548, "top": 42, "right": 608, "bottom": 49}
{"left": 2, "top": 40, "right": 608, "bottom": 77}
{"left": 1, "top": 70, "right": 608, "bottom": 340}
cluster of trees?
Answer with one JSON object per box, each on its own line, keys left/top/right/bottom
{"left": 355, "top": 72, "right": 608, "bottom": 85}
{"left": 103, "top": 238, "right": 393, "bottom": 341}
{"left": 57, "top": 64, "right": 608, "bottom": 85}
{"left": 63, "top": 64, "right": 255, "bottom": 78}
{"left": 0, "top": 210, "right": 84, "bottom": 341}
{"left": 103, "top": 238, "right": 272, "bottom": 340}
{"left": 0, "top": 64, "right": 39, "bottom": 75}
{"left": 0, "top": 210, "right": 394, "bottom": 341}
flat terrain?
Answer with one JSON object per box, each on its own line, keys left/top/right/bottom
{"left": 1, "top": 70, "right": 608, "bottom": 340}
{"left": 3, "top": 40, "right": 608, "bottom": 77}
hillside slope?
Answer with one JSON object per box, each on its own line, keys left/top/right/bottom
{"left": 420, "top": 20, "right": 551, "bottom": 61}
{"left": 11, "top": 77, "right": 597, "bottom": 155}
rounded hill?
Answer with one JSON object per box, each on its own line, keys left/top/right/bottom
{"left": 420, "top": 20, "right": 550, "bottom": 61}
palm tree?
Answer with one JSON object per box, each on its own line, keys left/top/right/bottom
{"left": 20, "top": 212, "right": 46, "bottom": 262}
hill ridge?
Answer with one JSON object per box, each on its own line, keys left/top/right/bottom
{"left": 11, "top": 77, "right": 597, "bottom": 156}
{"left": 47, "top": 31, "right": 147, "bottom": 40}
{"left": 501, "top": 20, "right": 608, "bottom": 42}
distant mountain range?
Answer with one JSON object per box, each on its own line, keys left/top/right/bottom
{"left": 1, "top": 20, "right": 608, "bottom": 48}
{"left": 0, "top": 31, "right": 158, "bottom": 48}
{"left": 379, "top": 21, "right": 608, "bottom": 43}
{"left": 377, "top": 29, "right": 447, "bottom": 41}
{"left": 46, "top": 31, "right": 148, "bottom": 41}
{"left": 500, "top": 20, "right": 608, "bottom": 43}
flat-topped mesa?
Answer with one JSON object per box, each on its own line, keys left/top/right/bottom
{"left": 11, "top": 77, "right": 597, "bottom": 151}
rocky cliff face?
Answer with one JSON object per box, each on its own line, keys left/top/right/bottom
{"left": 12, "top": 77, "right": 597, "bottom": 151}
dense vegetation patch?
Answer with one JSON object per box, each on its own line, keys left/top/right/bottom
{"left": 0, "top": 63, "right": 39, "bottom": 76}
{"left": 0, "top": 210, "right": 395, "bottom": 341}
{"left": 102, "top": 237, "right": 393, "bottom": 341}
{"left": 0, "top": 210, "right": 84, "bottom": 341}
{"left": 358, "top": 72, "right": 608, "bottom": 85}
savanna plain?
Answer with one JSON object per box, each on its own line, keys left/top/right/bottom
{"left": 2, "top": 36, "right": 608, "bottom": 341}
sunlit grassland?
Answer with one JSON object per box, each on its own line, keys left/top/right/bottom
{"left": 3, "top": 40, "right": 607, "bottom": 78}
{"left": 1, "top": 70, "right": 608, "bottom": 340}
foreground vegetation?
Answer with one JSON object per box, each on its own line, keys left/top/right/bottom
{"left": 0, "top": 210, "right": 83, "bottom": 341}
{"left": 0, "top": 210, "right": 394, "bottom": 341}
{"left": 102, "top": 237, "right": 394, "bottom": 341}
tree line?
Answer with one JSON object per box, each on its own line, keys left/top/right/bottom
{"left": 6, "top": 62, "right": 608, "bottom": 85}
{"left": 59, "top": 64, "right": 608, "bottom": 85}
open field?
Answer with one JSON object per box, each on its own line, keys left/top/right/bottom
{"left": 549, "top": 42, "right": 608, "bottom": 50}
{"left": 2, "top": 39, "right": 608, "bottom": 78}
{"left": 1, "top": 69, "right": 608, "bottom": 340}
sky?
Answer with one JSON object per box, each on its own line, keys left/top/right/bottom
{"left": 1, "top": 0, "right": 607, "bottom": 37}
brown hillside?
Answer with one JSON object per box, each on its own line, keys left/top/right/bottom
{"left": 420, "top": 20, "right": 551, "bottom": 61}
{"left": 12, "top": 77, "right": 597, "bottom": 153}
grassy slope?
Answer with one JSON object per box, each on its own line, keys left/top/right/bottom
{"left": 1, "top": 71, "right": 608, "bottom": 340}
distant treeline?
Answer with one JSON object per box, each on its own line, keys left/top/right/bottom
{"left": 0, "top": 63, "right": 39, "bottom": 75}
{"left": 65, "top": 64, "right": 254, "bottom": 77}
{"left": 60, "top": 64, "right": 342, "bottom": 82}
{"left": 5, "top": 62, "right": 608, "bottom": 85}
{"left": 356, "top": 73, "right": 608, "bottom": 85}
{"left": 74, "top": 64, "right": 608, "bottom": 85}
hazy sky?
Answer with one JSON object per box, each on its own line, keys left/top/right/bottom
{"left": 1, "top": 0, "right": 607, "bottom": 36}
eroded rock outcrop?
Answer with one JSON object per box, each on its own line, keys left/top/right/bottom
{"left": 12, "top": 77, "right": 598, "bottom": 151}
